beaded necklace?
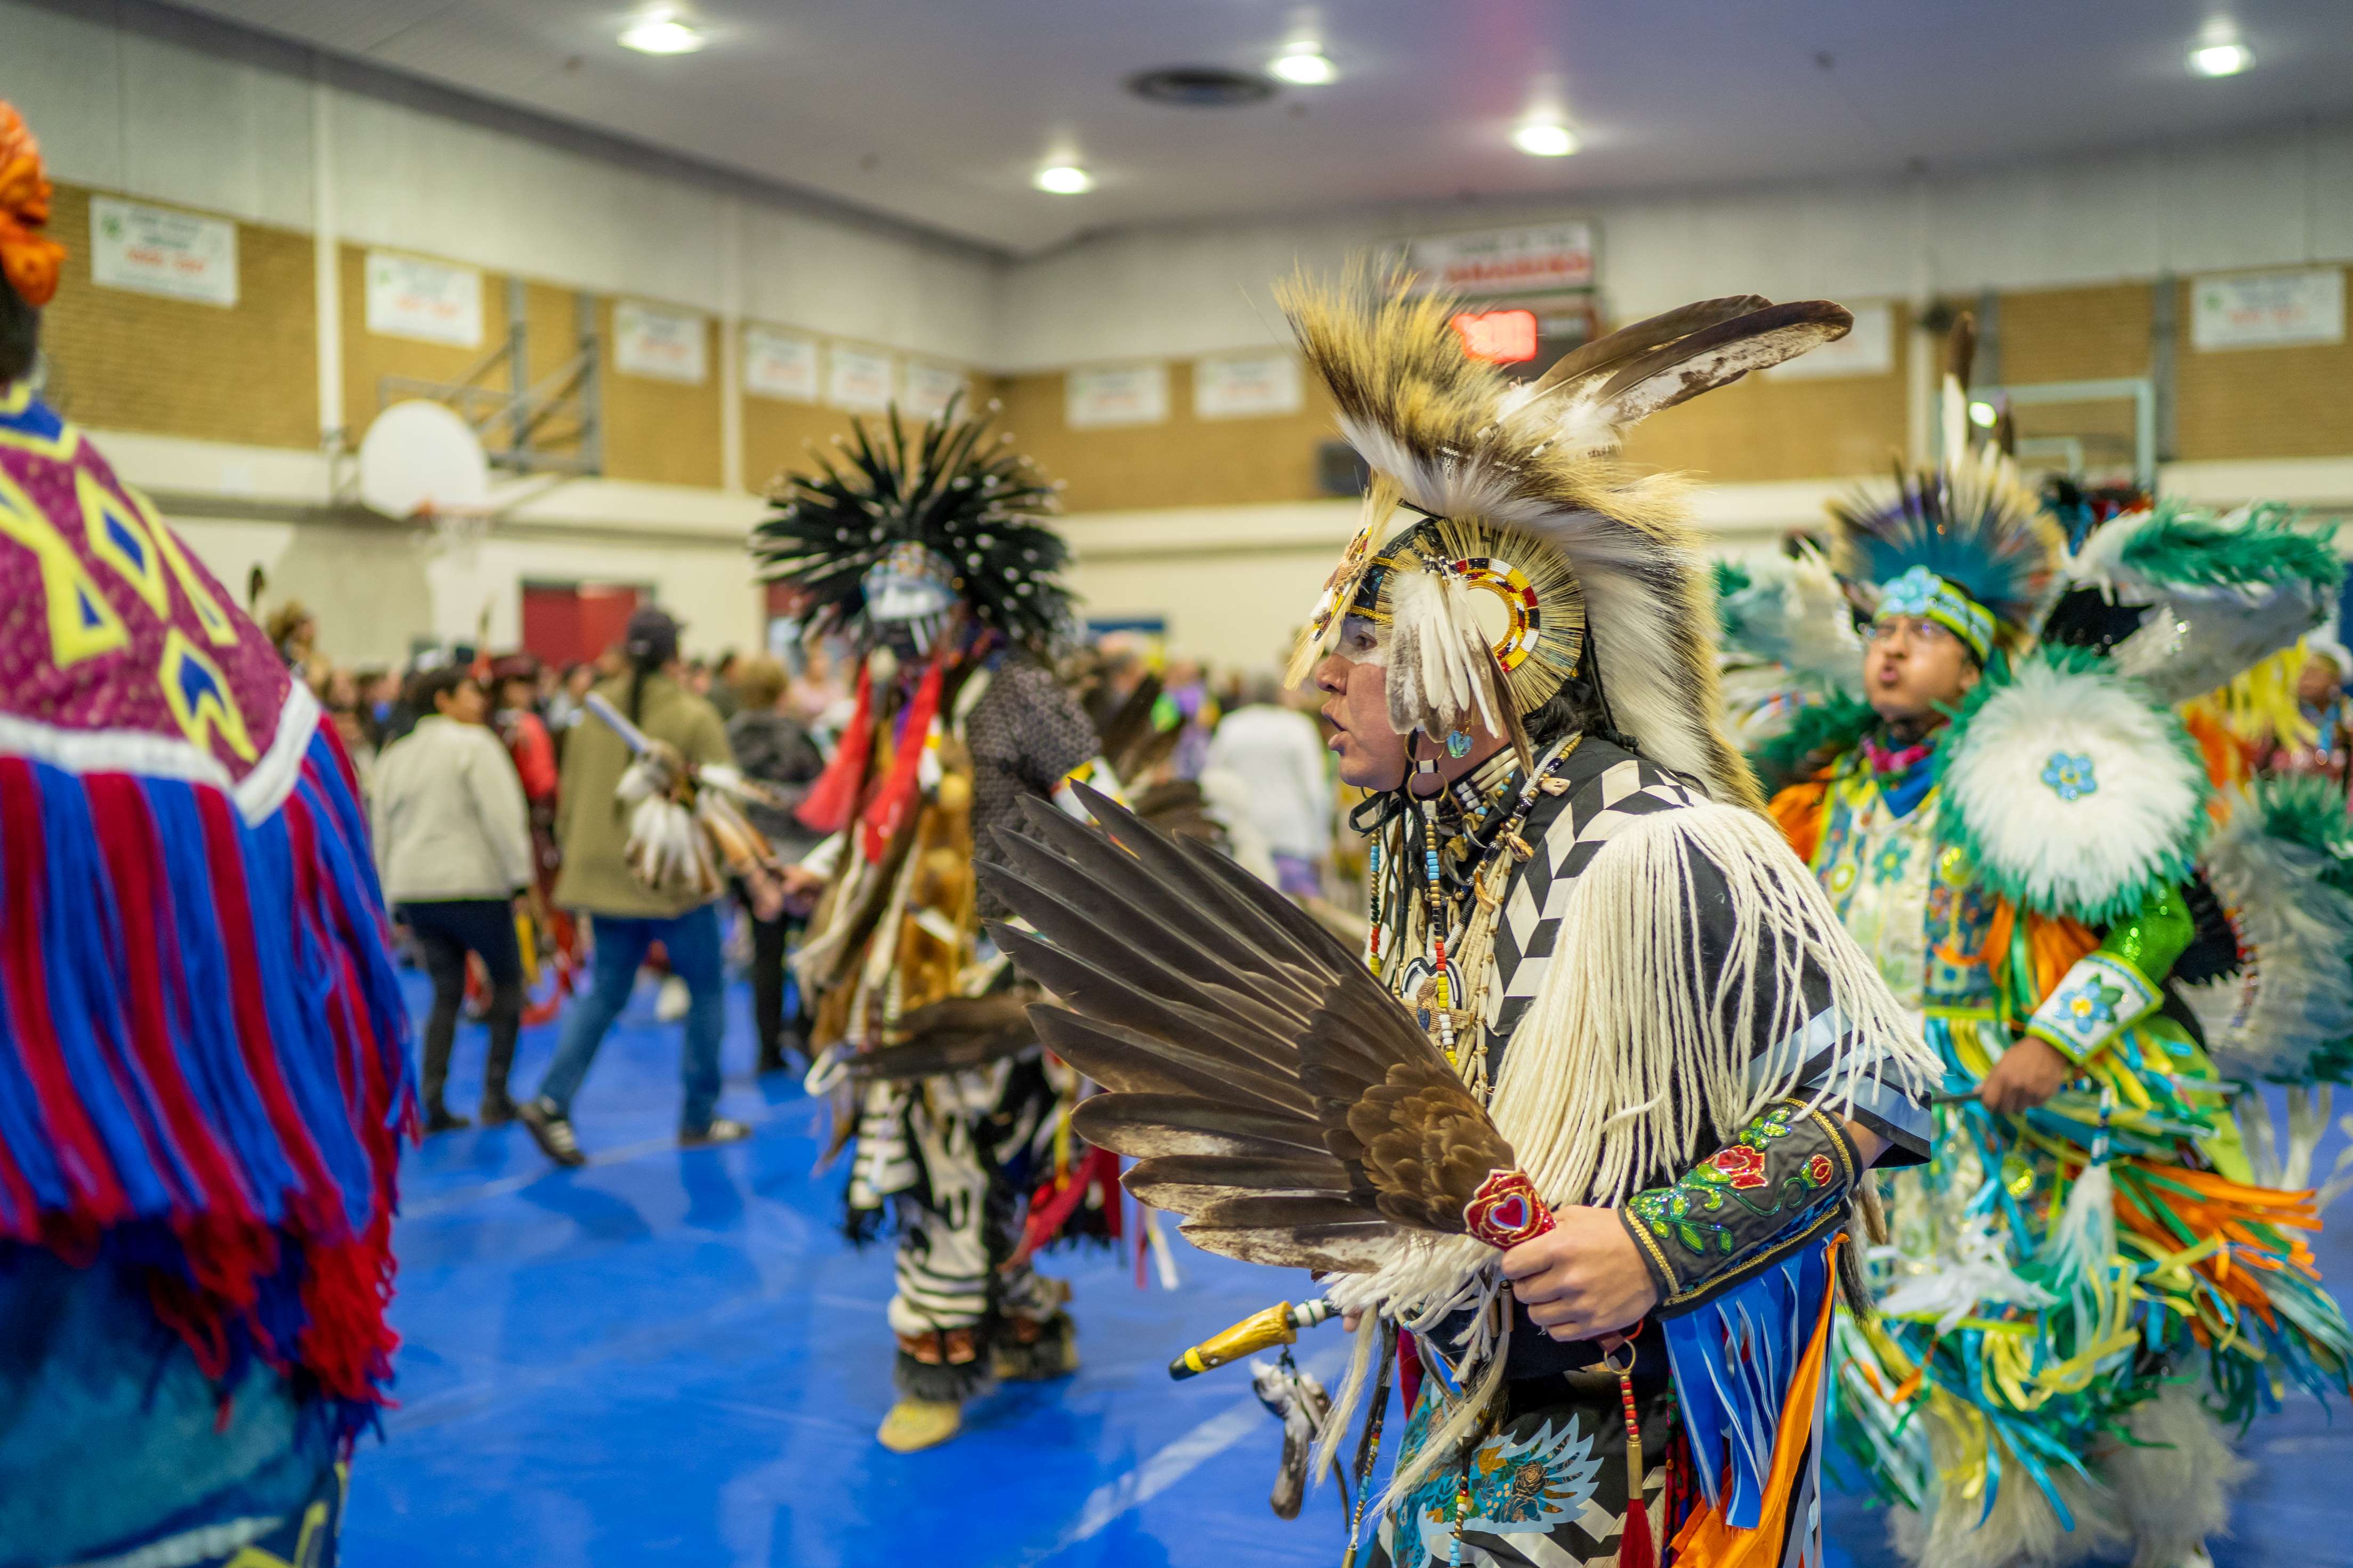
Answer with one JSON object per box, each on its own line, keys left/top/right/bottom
{"left": 1366, "top": 734, "right": 1581, "bottom": 1082}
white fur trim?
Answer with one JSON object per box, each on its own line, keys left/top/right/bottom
{"left": 1941, "top": 658, "right": 2205, "bottom": 922}
{"left": 0, "top": 680, "right": 320, "bottom": 827}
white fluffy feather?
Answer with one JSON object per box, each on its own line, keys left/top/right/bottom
{"left": 2065, "top": 505, "right": 2327, "bottom": 704}
{"left": 1878, "top": 1215, "right": 2057, "bottom": 1335}
{"left": 2186, "top": 783, "right": 2353, "bottom": 1082}
{"left": 2102, "top": 1382, "right": 2249, "bottom": 1566}
{"left": 1940, "top": 657, "right": 2206, "bottom": 922}
{"left": 1385, "top": 568, "right": 1502, "bottom": 738}
{"left": 1718, "top": 549, "right": 1866, "bottom": 695}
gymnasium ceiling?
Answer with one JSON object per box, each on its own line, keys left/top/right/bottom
{"left": 169, "top": 1, "right": 2353, "bottom": 256}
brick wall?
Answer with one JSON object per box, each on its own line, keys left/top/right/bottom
{"left": 40, "top": 184, "right": 318, "bottom": 449}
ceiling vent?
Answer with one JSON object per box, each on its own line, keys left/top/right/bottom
{"left": 1125, "top": 66, "right": 1279, "bottom": 107}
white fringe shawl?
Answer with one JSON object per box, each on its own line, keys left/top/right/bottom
{"left": 1317, "top": 801, "right": 1931, "bottom": 1501}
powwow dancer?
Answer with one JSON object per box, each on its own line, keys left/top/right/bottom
{"left": 0, "top": 102, "right": 410, "bottom": 1568}
{"left": 981, "top": 273, "right": 1938, "bottom": 1568}
{"left": 1748, "top": 344, "right": 2352, "bottom": 1568}
{"left": 758, "top": 399, "right": 1123, "bottom": 1453}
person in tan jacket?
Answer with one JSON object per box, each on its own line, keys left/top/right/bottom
{"left": 372, "top": 665, "right": 536, "bottom": 1131}
{"left": 520, "top": 607, "right": 747, "bottom": 1165}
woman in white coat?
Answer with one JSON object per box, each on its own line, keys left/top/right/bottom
{"left": 373, "top": 665, "right": 536, "bottom": 1131}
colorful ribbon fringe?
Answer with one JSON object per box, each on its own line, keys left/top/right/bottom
{"left": 0, "top": 721, "right": 413, "bottom": 1441}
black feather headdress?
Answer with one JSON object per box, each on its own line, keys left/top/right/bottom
{"left": 753, "top": 395, "right": 1073, "bottom": 656}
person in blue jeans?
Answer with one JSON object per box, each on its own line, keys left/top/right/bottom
{"left": 520, "top": 607, "right": 750, "bottom": 1165}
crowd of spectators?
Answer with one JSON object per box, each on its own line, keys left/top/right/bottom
{"left": 265, "top": 600, "right": 1354, "bottom": 1148}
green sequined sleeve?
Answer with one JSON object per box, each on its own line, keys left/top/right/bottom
{"left": 2100, "top": 880, "right": 2194, "bottom": 984}
{"left": 2023, "top": 881, "right": 2188, "bottom": 1065}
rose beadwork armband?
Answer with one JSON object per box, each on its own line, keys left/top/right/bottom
{"left": 1618, "top": 1099, "right": 1862, "bottom": 1313}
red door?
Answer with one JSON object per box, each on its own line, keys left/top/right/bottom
{"left": 521, "top": 582, "right": 642, "bottom": 668}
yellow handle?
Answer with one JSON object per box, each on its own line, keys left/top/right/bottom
{"left": 1168, "top": 1302, "right": 1300, "bottom": 1380}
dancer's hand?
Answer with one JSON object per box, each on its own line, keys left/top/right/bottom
{"left": 1979, "top": 1036, "right": 2075, "bottom": 1114}
{"left": 1501, "top": 1206, "right": 1658, "bottom": 1343}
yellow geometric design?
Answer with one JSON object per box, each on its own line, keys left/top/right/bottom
{"left": 160, "top": 627, "right": 258, "bottom": 762}
{"left": 133, "top": 483, "right": 241, "bottom": 647}
{"left": 0, "top": 468, "right": 130, "bottom": 667}
{"left": 0, "top": 389, "right": 82, "bottom": 464}
{"left": 78, "top": 468, "right": 170, "bottom": 615}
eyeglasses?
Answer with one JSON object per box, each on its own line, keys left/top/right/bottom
{"left": 1865, "top": 616, "right": 1958, "bottom": 649}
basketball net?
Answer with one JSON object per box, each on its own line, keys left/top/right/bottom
{"left": 415, "top": 498, "right": 494, "bottom": 559}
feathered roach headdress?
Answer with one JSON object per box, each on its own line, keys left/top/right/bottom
{"left": 1281, "top": 270, "right": 1854, "bottom": 808}
{"left": 753, "top": 394, "right": 1071, "bottom": 657}
{"left": 1828, "top": 314, "right": 2065, "bottom": 665}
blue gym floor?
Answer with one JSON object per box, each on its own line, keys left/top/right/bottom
{"left": 348, "top": 970, "right": 2353, "bottom": 1568}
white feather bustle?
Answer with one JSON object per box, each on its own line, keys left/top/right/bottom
{"left": 2185, "top": 783, "right": 2353, "bottom": 1083}
{"left": 1718, "top": 548, "right": 1867, "bottom": 697}
{"left": 1317, "top": 803, "right": 1933, "bottom": 1503}
{"left": 2067, "top": 506, "right": 2327, "bottom": 706}
{"left": 1940, "top": 656, "right": 2207, "bottom": 923}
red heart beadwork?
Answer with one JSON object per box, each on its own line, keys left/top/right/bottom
{"left": 1462, "top": 1168, "right": 1556, "bottom": 1249}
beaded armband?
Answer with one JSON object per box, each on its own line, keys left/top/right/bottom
{"left": 2024, "top": 951, "right": 2161, "bottom": 1066}
{"left": 1619, "top": 1099, "right": 1861, "bottom": 1314}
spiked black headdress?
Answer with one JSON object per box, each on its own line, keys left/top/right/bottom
{"left": 753, "top": 395, "right": 1073, "bottom": 656}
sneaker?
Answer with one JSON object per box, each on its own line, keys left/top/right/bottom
{"left": 518, "top": 1097, "right": 586, "bottom": 1167}
{"left": 654, "top": 974, "right": 690, "bottom": 1022}
{"left": 423, "top": 1106, "right": 473, "bottom": 1135}
{"left": 478, "top": 1093, "right": 520, "bottom": 1127}
{"left": 680, "top": 1116, "right": 752, "bottom": 1148}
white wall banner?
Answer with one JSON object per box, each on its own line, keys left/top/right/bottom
{"left": 89, "top": 196, "right": 238, "bottom": 307}
{"left": 742, "top": 326, "right": 820, "bottom": 402}
{"left": 1194, "top": 350, "right": 1302, "bottom": 419}
{"left": 828, "top": 345, "right": 896, "bottom": 412}
{"left": 363, "top": 251, "right": 483, "bottom": 346}
{"left": 1066, "top": 362, "right": 1169, "bottom": 428}
{"left": 2192, "top": 267, "right": 2346, "bottom": 351}
{"left": 902, "top": 362, "right": 968, "bottom": 420}
{"left": 1764, "top": 300, "right": 1896, "bottom": 379}
{"left": 614, "top": 301, "right": 709, "bottom": 384}
{"left": 1404, "top": 221, "right": 1595, "bottom": 296}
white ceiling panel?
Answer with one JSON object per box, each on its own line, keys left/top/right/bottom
{"left": 163, "top": 0, "right": 2353, "bottom": 256}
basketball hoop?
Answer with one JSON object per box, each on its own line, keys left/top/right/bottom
{"left": 359, "top": 399, "right": 492, "bottom": 519}
{"left": 415, "top": 498, "right": 495, "bottom": 559}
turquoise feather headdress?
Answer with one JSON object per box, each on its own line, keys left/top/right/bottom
{"left": 1829, "top": 447, "right": 2065, "bottom": 662}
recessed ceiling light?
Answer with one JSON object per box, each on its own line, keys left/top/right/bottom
{"left": 1034, "top": 164, "right": 1094, "bottom": 195}
{"left": 619, "top": 12, "right": 705, "bottom": 54}
{"left": 1968, "top": 400, "right": 1999, "bottom": 429}
{"left": 1270, "top": 48, "right": 1337, "bottom": 86}
{"left": 2189, "top": 40, "right": 2251, "bottom": 76}
{"left": 1511, "top": 122, "right": 1579, "bottom": 157}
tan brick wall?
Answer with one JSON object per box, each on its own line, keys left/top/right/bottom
{"left": 1996, "top": 282, "right": 2153, "bottom": 385}
{"left": 339, "top": 242, "right": 508, "bottom": 449}
{"left": 2175, "top": 271, "right": 2353, "bottom": 460}
{"left": 1622, "top": 303, "right": 1912, "bottom": 482}
{"left": 597, "top": 299, "right": 723, "bottom": 488}
{"left": 995, "top": 361, "right": 1341, "bottom": 513}
{"left": 39, "top": 184, "right": 318, "bottom": 449}
{"left": 741, "top": 388, "right": 865, "bottom": 499}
